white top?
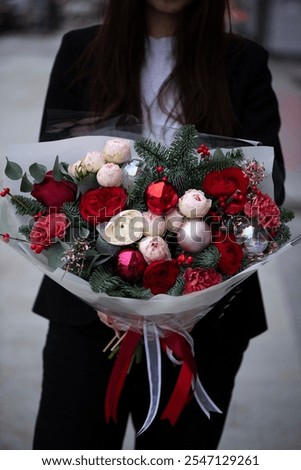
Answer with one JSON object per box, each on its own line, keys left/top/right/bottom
{"left": 140, "top": 36, "right": 182, "bottom": 143}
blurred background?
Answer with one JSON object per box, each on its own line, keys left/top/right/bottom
{"left": 0, "top": 0, "right": 301, "bottom": 450}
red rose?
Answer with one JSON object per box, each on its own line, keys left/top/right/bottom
{"left": 79, "top": 186, "right": 128, "bottom": 225}
{"left": 213, "top": 232, "right": 243, "bottom": 275}
{"left": 143, "top": 260, "right": 180, "bottom": 295}
{"left": 202, "top": 167, "right": 249, "bottom": 198}
{"left": 31, "top": 171, "right": 77, "bottom": 210}
{"left": 183, "top": 267, "right": 222, "bottom": 294}
{"left": 30, "top": 212, "right": 70, "bottom": 247}
{"left": 244, "top": 190, "right": 280, "bottom": 229}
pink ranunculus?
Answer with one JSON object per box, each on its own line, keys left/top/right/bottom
{"left": 183, "top": 267, "right": 222, "bottom": 294}
{"left": 244, "top": 190, "right": 281, "bottom": 229}
{"left": 30, "top": 212, "right": 70, "bottom": 247}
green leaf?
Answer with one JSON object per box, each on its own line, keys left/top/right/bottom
{"left": 29, "top": 163, "right": 47, "bottom": 183}
{"left": 96, "top": 235, "right": 119, "bottom": 256}
{"left": 20, "top": 173, "right": 34, "bottom": 192}
{"left": 46, "top": 242, "right": 69, "bottom": 269}
{"left": 5, "top": 157, "right": 23, "bottom": 180}
{"left": 52, "top": 155, "right": 63, "bottom": 182}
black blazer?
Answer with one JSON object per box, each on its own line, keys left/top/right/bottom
{"left": 33, "top": 26, "right": 285, "bottom": 336}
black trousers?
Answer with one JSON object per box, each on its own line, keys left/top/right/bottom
{"left": 32, "top": 304, "right": 252, "bottom": 450}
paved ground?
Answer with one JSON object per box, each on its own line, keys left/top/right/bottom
{"left": 0, "top": 29, "right": 301, "bottom": 450}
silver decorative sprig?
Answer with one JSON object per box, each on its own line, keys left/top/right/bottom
{"left": 62, "top": 237, "right": 91, "bottom": 275}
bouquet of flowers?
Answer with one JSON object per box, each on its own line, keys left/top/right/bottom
{"left": 0, "top": 125, "right": 296, "bottom": 433}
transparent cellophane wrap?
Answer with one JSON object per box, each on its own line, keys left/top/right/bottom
{"left": 0, "top": 127, "right": 298, "bottom": 336}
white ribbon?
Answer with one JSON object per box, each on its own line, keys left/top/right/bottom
{"left": 137, "top": 322, "right": 162, "bottom": 436}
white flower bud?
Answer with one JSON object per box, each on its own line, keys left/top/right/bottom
{"left": 103, "top": 138, "right": 131, "bottom": 164}
{"left": 179, "top": 189, "right": 212, "bottom": 218}
{"left": 96, "top": 163, "right": 123, "bottom": 187}
{"left": 138, "top": 236, "right": 171, "bottom": 264}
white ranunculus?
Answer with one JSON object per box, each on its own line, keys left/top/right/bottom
{"left": 82, "top": 151, "right": 105, "bottom": 173}
{"left": 179, "top": 189, "right": 212, "bottom": 218}
{"left": 103, "top": 138, "right": 131, "bottom": 164}
{"left": 142, "top": 211, "right": 166, "bottom": 237}
{"left": 138, "top": 236, "right": 171, "bottom": 264}
{"left": 96, "top": 163, "right": 123, "bottom": 187}
{"left": 103, "top": 210, "right": 144, "bottom": 245}
{"left": 67, "top": 159, "right": 87, "bottom": 179}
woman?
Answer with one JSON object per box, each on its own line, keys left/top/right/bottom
{"left": 33, "top": 0, "right": 285, "bottom": 450}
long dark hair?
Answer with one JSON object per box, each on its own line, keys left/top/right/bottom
{"left": 80, "top": 0, "right": 239, "bottom": 136}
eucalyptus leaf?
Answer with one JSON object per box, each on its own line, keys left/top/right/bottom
{"left": 5, "top": 157, "right": 23, "bottom": 180}
{"left": 78, "top": 174, "right": 99, "bottom": 194}
{"left": 96, "top": 235, "right": 119, "bottom": 256}
{"left": 79, "top": 227, "right": 90, "bottom": 238}
{"left": 213, "top": 148, "right": 225, "bottom": 159}
{"left": 52, "top": 155, "right": 63, "bottom": 182}
{"left": 46, "top": 243, "right": 69, "bottom": 269}
{"left": 20, "top": 173, "right": 34, "bottom": 192}
{"left": 29, "top": 163, "right": 47, "bottom": 183}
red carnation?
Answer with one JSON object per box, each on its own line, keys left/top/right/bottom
{"left": 31, "top": 171, "right": 77, "bottom": 210}
{"left": 213, "top": 232, "right": 243, "bottom": 275}
{"left": 183, "top": 267, "right": 222, "bottom": 294}
{"left": 244, "top": 190, "right": 280, "bottom": 229}
{"left": 143, "top": 260, "right": 180, "bottom": 295}
{"left": 79, "top": 186, "right": 128, "bottom": 225}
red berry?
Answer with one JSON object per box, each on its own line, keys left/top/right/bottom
{"left": 1, "top": 233, "right": 10, "bottom": 242}
{"left": 31, "top": 244, "right": 37, "bottom": 251}
{"left": 186, "top": 256, "right": 193, "bottom": 264}
{"left": 34, "top": 211, "right": 43, "bottom": 220}
{"left": 157, "top": 166, "right": 164, "bottom": 173}
{"left": 35, "top": 245, "right": 44, "bottom": 254}
{"left": 177, "top": 253, "right": 186, "bottom": 265}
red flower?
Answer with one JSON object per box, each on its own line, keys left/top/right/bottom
{"left": 79, "top": 186, "right": 128, "bottom": 225}
{"left": 213, "top": 232, "right": 243, "bottom": 275}
{"left": 244, "top": 190, "right": 280, "bottom": 229}
{"left": 31, "top": 171, "right": 77, "bottom": 210}
{"left": 143, "top": 260, "right": 180, "bottom": 295}
{"left": 202, "top": 167, "right": 249, "bottom": 198}
{"left": 30, "top": 212, "right": 70, "bottom": 247}
{"left": 183, "top": 267, "right": 222, "bottom": 294}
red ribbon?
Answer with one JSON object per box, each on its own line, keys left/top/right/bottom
{"left": 105, "top": 330, "right": 141, "bottom": 423}
{"left": 160, "top": 333, "right": 197, "bottom": 425}
{"left": 105, "top": 330, "right": 197, "bottom": 427}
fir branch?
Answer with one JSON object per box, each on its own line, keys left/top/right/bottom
{"left": 167, "top": 125, "right": 199, "bottom": 170}
{"left": 62, "top": 201, "right": 88, "bottom": 228}
{"left": 10, "top": 195, "right": 46, "bottom": 216}
{"left": 192, "top": 245, "right": 220, "bottom": 269}
{"left": 168, "top": 271, "right": 185, "bottom": 296}
{"left": 18, "top": 225, "right": 31, "bottom": 239}
{"left": 89, "top": 266, "right": 152, "bottom": 299}
{"left": 280, "top": 207, "right": 295, "bottom": 223}
{"left": 127, "top": 170, "right": 153, "bottom": 209}
{"left": 134, "top": 138, "right": 169, "bottom": 173}
{"left": 273, "top": 224, "right": 292, "bottom": 246}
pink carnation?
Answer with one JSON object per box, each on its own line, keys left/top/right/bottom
{"left": 244, "top": 190, "right": 280, "bottom": 229}
{"left": 183, "top": 267, "right": 222, "bottom": 294}
{"left": 30, "top": 213, "right": 70, "bottom": 247}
